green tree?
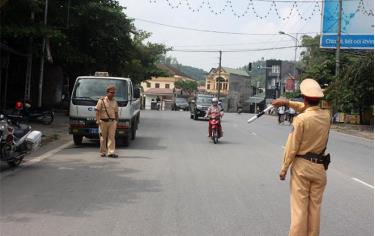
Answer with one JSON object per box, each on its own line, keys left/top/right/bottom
{"left": 299, "top": 35, "right": 374, "bottom": 124}
{"left": 174, "top": 80, "right": 198, "bottom": 95}
{"left": 1, "top": 0, "right": 168, "bottom": 85}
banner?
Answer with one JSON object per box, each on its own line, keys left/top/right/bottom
{"left": 320, "top": 0, "right": 374, "bottom": 49}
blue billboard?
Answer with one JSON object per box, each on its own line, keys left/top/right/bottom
{"left": 321, "top": 0, "right": 374, "bottom": 49}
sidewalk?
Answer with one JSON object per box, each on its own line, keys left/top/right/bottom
{"left": 331, "top": 123, "right": 373, "bottom": 140}
{"left": 30, "top": 111, "right": 70, "bottom": 146}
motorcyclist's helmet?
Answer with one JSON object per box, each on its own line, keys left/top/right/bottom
{"left": 212, "top": 97, "right": 218, "bottom": 105}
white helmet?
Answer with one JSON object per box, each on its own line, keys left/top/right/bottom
{"left": 212, "top": 97, "right": 218, "bottom": 103}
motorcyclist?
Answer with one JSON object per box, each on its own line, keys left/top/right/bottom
{"left": 205, "top": 97, "right": 223, "bottom": 138}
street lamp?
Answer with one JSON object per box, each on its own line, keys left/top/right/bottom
{"left": 278, "top": 31, "right": 299, "bottom": 79}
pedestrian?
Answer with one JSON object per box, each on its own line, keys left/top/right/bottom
{"left": 272, "top": 78, "right": 331, "bottom": 236}
{"left": 288, "top": 107, "right": 296, "bottom": 124}
{"left": 156, "top": 96, "right": 161, "bottom": 110}
{"left": 95, "top": 85, "right": 119, "bottom": 158}
{"left": 277, "top": 105, "right": 286, "bottom": 124}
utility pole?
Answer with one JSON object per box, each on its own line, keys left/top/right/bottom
{"left": 334, "top": 0, "right": 343, "bottom": 115}
{"left": 38, "top": 0, "right": 48, "bottom": 107}
{"left": 335, "top": 0, "right": 343, "bottom": 78}
{"left": 294, "top": 33, "right": 298, "bottom": 79}
{"left": 217, "top": 50, "right": 222, "bottom": 99}
{"left": 25, "top": 11, "right": 34, "bottom": 101}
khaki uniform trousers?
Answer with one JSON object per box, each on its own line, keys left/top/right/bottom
{"left": 99, "top": 120, "right": 117, "bottom": 155}
{"left": 289, "top": 158, "right": 327, "bottom": 236}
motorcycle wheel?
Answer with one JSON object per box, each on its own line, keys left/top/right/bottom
{"left": 8, "top": 156, "right": 24, "bottom": 167}
{"left": 212, "top": 129, "right": 218, "bottom": 144}
{"left": 42, "top": 113, "right": 54, "bottom": 125}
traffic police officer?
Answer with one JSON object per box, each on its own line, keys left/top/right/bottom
{"left": 272, "top": 78, "right": 331, "bottom": 236}
{"left": 95, "top": 85, "right": 119, "bottom": 158}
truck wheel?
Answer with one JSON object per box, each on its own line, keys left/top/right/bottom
{"left": 123, "top": 135, "right": 130, "bottom": 147}
{"left": 73, "top": 135, "right": 83, "bottom": 145}
{"left": 131, "top": 125, "right": 136, "bottom": 140}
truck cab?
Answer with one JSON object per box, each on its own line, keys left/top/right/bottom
{"left": 69, "top": 72, "right": 140, "bottom": 146}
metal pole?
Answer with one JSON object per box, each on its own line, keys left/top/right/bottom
{"left": 38, "top": 0, "right": 48, "bottom": 107}
{"left": 217, "top": 50, "right": 222, "bottom": 99}
{"left": 25, "top": 11, "right": 34, "bottom": 101}
{"left": 294, "top": 33, "right": 298, "bottom": 78}
{"left": 335, "top": 0, "right": 342, "bottom": 77}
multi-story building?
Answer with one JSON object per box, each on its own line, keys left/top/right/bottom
{"left": 205, "top": 67, "right": 254, "bottom": 112}
{"left": 140, "top": 64, "right": 195, "bottom": 110}
{"left": 265, "top": 60, "right": 296, "bottom": 103}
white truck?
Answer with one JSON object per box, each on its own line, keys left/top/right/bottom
{"left": 69, "top": 72, "right": 141, "bottom": 146}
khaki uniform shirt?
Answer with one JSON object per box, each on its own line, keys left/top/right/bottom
{"left": 281, "top": 101, "right": 331, "bottom": 172}
{"left": 95, "top": 96, "right": 119, "bottom": 119}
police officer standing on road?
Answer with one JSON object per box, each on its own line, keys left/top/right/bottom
{"left": 95, "top": 85, "right": 119, "bottom": 158}
{"left": 272, "top": 78, "right": 331, "bottom": 236}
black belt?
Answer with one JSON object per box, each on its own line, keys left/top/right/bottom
{"left": 297, "top": 153, "right": 325, "bottom": 164}
{"left": 100, "top": 118, "right": 114, "bottom": 122}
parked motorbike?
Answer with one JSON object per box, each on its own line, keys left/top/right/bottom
{"left": 0, "top": 113, "right": 42, "bottom": 167}
{"left": 237, "top": 107, "right": 243, "bottom": 114}
{"left": 14, "top": 101, "right": 54, "bottom": 125}
{"left": 208, "top": 112, "right": 222, "bottom": 144}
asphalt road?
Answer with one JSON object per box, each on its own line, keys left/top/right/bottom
{"left": 0, "top": 111, "right": 373, "bottom": 236}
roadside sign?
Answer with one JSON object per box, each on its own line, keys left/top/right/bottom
{"left": 320, "top": 0, "right": 374, "bottom": 49}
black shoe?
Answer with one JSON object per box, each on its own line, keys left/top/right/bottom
{"left": 108, "top": 154, "right": 118, "bottom": 158}
{"left": 100, "top": 153, "right": 106, "bottom": 157}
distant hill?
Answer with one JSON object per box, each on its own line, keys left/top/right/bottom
{"left": 157, "top": 55, "right": 208, "bottom": 81}
{"left": 171, "top": 64, "right": 208, "bottom": 81}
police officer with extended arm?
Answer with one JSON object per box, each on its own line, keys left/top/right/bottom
{"left": 272, "top": 78, "right": 331, "bottom": 236}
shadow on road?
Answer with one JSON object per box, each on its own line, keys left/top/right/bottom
{"left": 0, "top": 156, "right": 162, "bottom": 223}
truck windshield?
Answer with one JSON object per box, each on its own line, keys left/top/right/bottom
{"left": 72, "top": 78, "right": 128, "bottom": 102}
{"left": 197, "top": 97, "right": 212, "bottom": 104}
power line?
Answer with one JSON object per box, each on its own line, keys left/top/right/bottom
{"left": 171, "top": 39, "right": 293, "bottom": 47}
{"left": 171, "top": 45, "right": 298, "bottom": 52}
{"left": 132, "top": 17, "right": 320, "bottom": 35}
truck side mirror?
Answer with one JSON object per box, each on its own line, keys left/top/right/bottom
{"left": 133, "top": 87, "right": 141, "bottom": 99}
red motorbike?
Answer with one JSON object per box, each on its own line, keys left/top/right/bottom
{"left": 208, "top": 112, "right": 222, "bottom": 144}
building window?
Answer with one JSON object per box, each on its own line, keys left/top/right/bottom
{"left": 146, "top": 82, "right": 151, "bottom": 88}
{"left": 165, "top": 84, "right": 170, "bottom": 89}
{"left": 272, "top": 65, "right": 280, "bottom": 74}
{"left": 155, "top": 83, "right": 160, "bottom": 88}
{"left": 207, "top": 84, "right": 210, "bottom": 90}
{"left": 223, "top": 83, "right": 228, "bottom": 90}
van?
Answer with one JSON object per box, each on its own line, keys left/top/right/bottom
{"left": 69, "top": 72, "right": 140, "bottom": 146}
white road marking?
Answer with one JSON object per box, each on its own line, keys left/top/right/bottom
{"left": 251, "top": 132, "right": 257, "bottom": 136}
{"left": 352, "top": 178, "right": 374, "bottom": 189}
{"left": 24, "top": 141, "right": 73, "bottom": 166}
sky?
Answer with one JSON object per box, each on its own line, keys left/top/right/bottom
{"left": 118, "top": 0, "right": 372, "bottom": 71}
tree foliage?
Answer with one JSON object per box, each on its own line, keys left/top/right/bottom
{"left": 174, "top": 80, "right": 198, "bottom": 95}
{"left": 0, "top": 0, "right": 168, "bottom": 84}
{"left": 300, "top": 35, "right": 374, "bottom": 123}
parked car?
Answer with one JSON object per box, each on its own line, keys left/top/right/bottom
{"left": 173, "top": 97, "right": 189, "bottom": 111}
{"left": 190, "top": 94, "right": 214, "bottom": 120}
